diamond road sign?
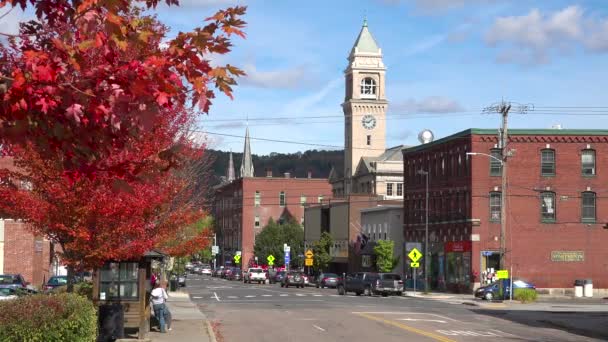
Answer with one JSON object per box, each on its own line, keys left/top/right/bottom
{"left": 267, "top": 255, "right": 275, "bottom": 265}
{"left": 305, "top": 249, "right": 314, "bottom": 259}
{"left": 408, "top": 248, "right": 423, "bottom": 262}
{"left": 233, "top": 254, "right": 241, "bottom": 263}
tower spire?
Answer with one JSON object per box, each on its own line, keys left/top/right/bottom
{"left": 240, "top": 126, "right": 254, "bottom": 178}
{"left": 227, "top": 151, "right": 235, "bottom": 182}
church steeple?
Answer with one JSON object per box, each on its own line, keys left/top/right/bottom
{"left": 350, "top": 18, "right": 381, "bottom": 57}
{"left": 240, "top": 126, "right": 254, "bottom": 178}
{"left": 227, "top": 151, "right": 235, "bottom": 182}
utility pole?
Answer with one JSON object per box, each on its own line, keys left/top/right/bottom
{"left": 483, "top": 101, "right": 532, "bottom": 274}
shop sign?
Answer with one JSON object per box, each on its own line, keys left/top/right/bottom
{"left": 445, "top": 241, "right": 472, "bottom": 253}
{"left": 551, "top": 251, "right": 584, "bottom": 262}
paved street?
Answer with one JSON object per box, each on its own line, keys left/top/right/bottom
{"left": 182, "top": 275, "right": 606, "bottom": 342}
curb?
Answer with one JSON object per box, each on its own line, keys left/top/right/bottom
{"left": 205, "top": 320, "right": 217, "bottom": 342}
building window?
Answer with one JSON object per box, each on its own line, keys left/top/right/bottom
{"left": 254, "top": 215, "right": 260, "bottom": 228}
{"left": 386, "top": 183, "right": 393, "bottom": 196}
{"left": 490, "top": 149, "right": 502, "bottom": 176}
{"left": 581, "top": 192, "right": 596, "bottom": 222}
{"left": 318, "top": 195, "right": 324, "bottom": 203}
{"left": 541, "top": 192, "right": 556, "bottom": 222}
{"left": 366, "top": 135, "right": 371, "bottom": 145}
{"left": 254, "top": 191, "right": 261, "bottom": 207}
{"left": 300, "top": 195, "right": 307, "bottom": 207}
{"left": 581, "top": 150, "right": 596, "bottom": 176}
{"left": 541, "top": 149, "right": 556, "bottom": 176}
{"left": 396, "top": 183, "right": 403, "bottom": 196}
{"left": 99, "top": 262, "right": 139, "bottom": 300}
{"left": 279, "top": 191, "right": 286, "bottom": 207}
{"left": 360, "top": 77, "right": 377, "bottom": 98}
{"left": 489, "top": 192, "right": 501, "bottom": 221}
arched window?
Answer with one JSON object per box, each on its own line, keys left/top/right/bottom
{"left": 360, "top": 77, "right": 377, "bottom": 98}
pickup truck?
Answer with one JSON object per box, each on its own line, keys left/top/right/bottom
{"left": 337, "top": 272, "right": 379, "bottom": 296}
{"left": 244, "top": 268, "right": 267, "bottom": 284}
{"left": 373, "top": 273, "right": 404, "bottom": 296}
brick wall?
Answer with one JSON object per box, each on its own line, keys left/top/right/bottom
{"left": 1, "top": 219, "right": 51, "bottom": 287}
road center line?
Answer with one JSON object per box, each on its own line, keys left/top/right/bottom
{"left": 354, "top": 313, "right": 456, "bottom": 342}
{"left": 313, "top": 324, "right": 326, "bottom": 332}
{"left": 214, "top": 292, "right": 220, "bottom": 302}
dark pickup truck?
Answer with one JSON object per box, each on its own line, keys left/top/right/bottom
{"left": 337, "top": 272, "right": 379, "bottom": 296}
{"left": 337, "top": 272, "right": 404, "bottom": 296}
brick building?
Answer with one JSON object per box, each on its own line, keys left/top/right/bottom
{"left": 0, "top": 219, "right": 52, "bottom": 286}
{"left": 214, "top": 172, "right": 332, "bottom": 269}
{"left": 213, "top": 127, "right": 333, "bottom": 269}
{"left": 402, "top": 128, "right": 608, "bottom": 294}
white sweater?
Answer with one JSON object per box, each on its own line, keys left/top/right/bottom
{"left": 151, "top": 288, "right": 168, "bottom": 305}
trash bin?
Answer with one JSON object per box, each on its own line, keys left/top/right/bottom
{"left": 98, "top": 303, "right": 124, "bottom": 342}
{"left": 574, "top": 279, "right": 584, "bottom": 297}
{"left": 170, "top": 279, "right": 178, "bottom": 292}
{"left": 584, "top": 279, "right": 593, "bottom": 297}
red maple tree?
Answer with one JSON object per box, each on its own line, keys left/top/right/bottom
{"left": 0, "top": 1, "right": 246, "bottom": 286}
{"left": 0, "top": 0, "right": 245, "bottom": 179}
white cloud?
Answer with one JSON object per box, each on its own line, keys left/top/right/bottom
{"left": 278, "top": 77, "right": 341, "bottom": 116}
{"left": 393, "top": 96, "right": 465, "bottom": 113}
{"left": 485, "top": 6, "right": 608, "bottom": 65}
{"left": 404, "top": 34, "right": 446, "bottom": 56}
{"left": 240, "top": 63, "right": 314, "bottom": 89}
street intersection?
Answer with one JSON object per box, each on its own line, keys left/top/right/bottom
{"left": 183, "top": 275, "right": 605, "bottom": 342}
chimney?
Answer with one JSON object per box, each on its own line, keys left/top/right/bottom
{"left": 284, "top": 172, "right": 290, "bottom": 179}
{"left": 307, "top": 169, "right": 312, "bottom": 179}
{"left": 266, "top": 168, "right": 272, "bottom": 178}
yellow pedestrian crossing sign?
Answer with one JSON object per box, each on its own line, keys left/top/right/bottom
{"left": 408, "top": 248, "right": 423, "bottom": 262}
{"left": 410, "top": 262, "right": 420, "bottom": 268}
{"left": 234, "top": 254, "right": 241, "bottom": 263}
{"left": 267, "top": 255, "right": 275, "bottom": 265}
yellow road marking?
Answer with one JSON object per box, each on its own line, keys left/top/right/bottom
{"left": 354, "top": 312, "right": 457, "bottom": 342}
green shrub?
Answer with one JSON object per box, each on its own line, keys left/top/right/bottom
{"left": 0, "top": 293, "right": 97, "bottom": 342}
{"left": 51, "top": 282, "right": 94, "bottom": 300}
{"left": 514, "top": 288, "right": 538, "bottom": 303}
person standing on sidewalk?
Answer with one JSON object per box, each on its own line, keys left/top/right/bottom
{"left": 151, "top": 282, "right": 168, "bottom": 333}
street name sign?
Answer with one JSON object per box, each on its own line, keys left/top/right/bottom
{"left": 236, "top": 251, "right": 242, "bottom": 256}
{"left": 408, "top": 248, "right": 423, "bottom": 262}
{"left": 267, "top": 255, "right": 275, "bottom": 265}
{"left": 496, "top": 270, "right": 509, "bottom": 279}
{"left": 410, "top": 262, "right": 420, "bottom": 268}
{"left": 212, "top": 246, "right": 219, "bottom": 255}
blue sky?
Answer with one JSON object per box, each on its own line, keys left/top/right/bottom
{"left": 4, "top": 0, "right": 608, "bottom": 155}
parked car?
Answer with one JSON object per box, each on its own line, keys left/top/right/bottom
{"left": 315, "top": 273, "right": 339, "bottom": 288}
{"left": 373, "top": 273, "right": 404, "bottom": 296}
{"left": 44, "top": 276, "right": 69, "bottom": 292}
{"left": 302, "top": 274, "right": 310, "bottom": 286}
{"left": 201, "top": 265, "right": 213, "bottom": 276}
{"left": 0, "top": 274, "right": 28, "bottom": 290}
{"left": 212, "top": 268, "right": 223, "bottom": 277}
{"left": 0, "top": 287, "right": 19, "bottom": 301}
{"left": 227, "top": 268, "right": 242, "bottom": 281}
{"left": 281, "top": 272, "right": 304, "bottom": 288}
{"left": 475, "top": 279, "right": 536, "bottom": 300}
{"left": 193, "top": 266, "right": 202, "bottom": 274}
{"left": 178, "top": 273, "right": 187, "bottom": 287}
{"left": 337, "top": 272, "right": 379, "bottom": 296}
{"left": 185, "top": 262, "right": 194, "bottom": 272}
{"left": 271, "top": 271, "right": 286, "bottom": 284}
{"left": 244, "top": 268, "right": 266, "bottom": 284}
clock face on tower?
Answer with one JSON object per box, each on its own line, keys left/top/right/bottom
{"left": 361, "top": 114, "right": 376, "bottom": 130}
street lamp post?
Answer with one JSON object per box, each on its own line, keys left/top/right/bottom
{"left": 417, "top": 169, "right": 429, "bottom": 293}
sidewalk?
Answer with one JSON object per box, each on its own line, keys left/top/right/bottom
{"left": 148, "top": 290, "right": 214, "bottom": 342}
{"left": 403, "top": 290, "right": 608, "bottom": 311}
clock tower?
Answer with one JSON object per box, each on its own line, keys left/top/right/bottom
{"left": 343, "top": 19, "right": 387, "bottom": 192}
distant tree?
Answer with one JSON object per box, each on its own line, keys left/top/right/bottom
{"left": 374, "top": 240, "right": 399, "bottom": 273}
{"left": 312, "top": 232, "right": 333, "bottom": 273}
{"left": 253, "top": 218, "right": 303, "bottom": 268}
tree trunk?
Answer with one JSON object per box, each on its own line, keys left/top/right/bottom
{"left": 67, "top": 264, "right": 75, "bottom": 293}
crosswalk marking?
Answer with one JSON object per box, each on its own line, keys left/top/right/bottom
{"left": 228, "top": 296, "right": 238, "bottom": 299}
{"left": 296, "top": 294, "right": 306, "bottom": 296}
{"left": 245, "top": 295, "right": 256, "bottom": 298}
{"left": 280, "top": 294, "right": 289, "bottom": 297}
{"left": 262, "top": 294, "right": 273, "bottom": 297}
